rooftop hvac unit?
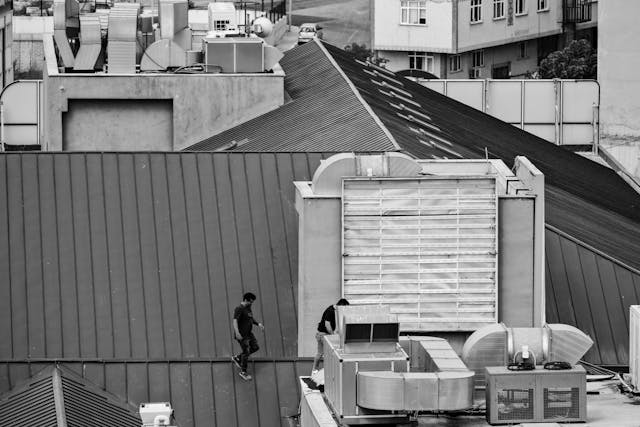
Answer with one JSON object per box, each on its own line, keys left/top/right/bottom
{"left": 203, "top": 37, "right": 264, "bottom": 73}
{"left": 485, "top": 366, "right": 586, "bottom": 425}
{"left": 631, "top": 305, "right": 640, "bottom": 390}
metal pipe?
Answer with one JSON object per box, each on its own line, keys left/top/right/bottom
{"left": 592, "top": 103, "right": 600, "bottom": 155}
{"left": 1, "top": 100, "right": 4, "bottom": 152}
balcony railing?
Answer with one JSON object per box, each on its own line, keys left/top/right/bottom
{"left": 563, "top": 0, "right": 592, "bottom": 24}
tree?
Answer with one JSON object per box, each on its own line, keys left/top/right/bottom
{"left": 538, "top": 39, "right": 597, "bottom": 79}
{"left": 343, "top": 43, "right": 388, "bottom": 67}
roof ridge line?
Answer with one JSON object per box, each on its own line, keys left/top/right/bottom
{"left": 52, "top": 367, "right": 67, "bottom": 427}
{"left": 315, "top": 40, "right": 402, "bottom": 151}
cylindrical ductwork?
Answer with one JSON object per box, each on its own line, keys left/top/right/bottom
{"left": 462, "top": 323, "right": 593, "bottom": 372}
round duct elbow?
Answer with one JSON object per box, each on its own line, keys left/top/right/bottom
{"left": 311, "top": 153, "right": 421, "bottom": 196}
{"left": 140, "top": 39, "right": 186, "bottom": 71}
{"left": 462, "top": 323, "right": 593, "bottom": 370}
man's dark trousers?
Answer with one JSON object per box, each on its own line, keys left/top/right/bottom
{"left": 237, "top": 333, "right": 259, "bottom": 371}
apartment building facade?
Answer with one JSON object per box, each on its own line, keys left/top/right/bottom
{"left": 371, "top": 0, "right": 597, "bottom": 79}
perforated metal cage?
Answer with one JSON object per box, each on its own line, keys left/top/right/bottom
{"left": 485, "top": 366, "right": 586, "bottom": 425}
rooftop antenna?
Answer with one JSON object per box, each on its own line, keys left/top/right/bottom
{"left": 485, "top": 147, "right": 489, "bottom": 159}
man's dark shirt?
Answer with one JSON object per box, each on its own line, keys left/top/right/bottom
{"left": 234, "top": 304, "right": 255, "bottom": 337}
{"left": 317, "top": 305, "right": 336, "bottom": 333}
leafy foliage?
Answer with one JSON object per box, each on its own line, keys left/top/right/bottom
{"left": 539, "top": 39, "right": 597, "bottom": 79}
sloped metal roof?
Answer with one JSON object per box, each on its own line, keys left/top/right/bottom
{"left": 0, "top": 366, "right": 140, "bottom": 427}
{"left": 0, "top": 360, "right": 311, "bottom": 427}
{"left": 0, "top": 152, "right": 330, "bottom": 362}
{"left": 0, "top": 152, "right": 326, "bottom": 427}
{"left": 187, "top": 41, "right": 398, "bottom": 152}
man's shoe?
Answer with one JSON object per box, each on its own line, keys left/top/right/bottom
{"left": 239, "top": 371, "right": 252, "bottom": 381}
{"left": 231, "top": 356, "right": 241, "bottom": 369}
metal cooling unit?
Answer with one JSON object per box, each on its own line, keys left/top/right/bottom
{"left": 485, "top": 365, "right": 586, "bottom": 425}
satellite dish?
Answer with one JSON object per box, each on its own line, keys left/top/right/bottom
{"left": 252, "top": 17, "right": 273, "bottom": 38}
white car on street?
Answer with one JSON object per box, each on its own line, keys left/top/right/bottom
{"left": 298, "top": 23, "right": 324, "bottom": 44}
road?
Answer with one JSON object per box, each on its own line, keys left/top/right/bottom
{"left": 290, "top": 0, "right": 371, "bottom": 49}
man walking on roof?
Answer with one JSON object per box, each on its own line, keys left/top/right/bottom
{"left": 312, "top": 298, "right": 349, "bottom": 373}
{"left": 232, "top": 292, "right": 264, "bottom": 381}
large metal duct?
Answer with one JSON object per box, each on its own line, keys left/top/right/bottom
{"left": 356, "top": 337, "right": 474, "bottom": 411}
{"left": 159, "top": 0, "right": 188, "bottom": 39}
{"left": 462, "top": 323, "right": 593, "bottom": 384}
{"left": 311, "top": 152, "right": 422, "bottom": 196}
{"left": 107, "top": 3, "right": 140, "bottom": 73}
{"left": 140, "top": 39, "right": 186, "bottom": 71}
{"left": 74, "top": 15, "right": 102, "bottom": 71}
{"left": 53, "top": 0, "right": 75, "bottom": 67}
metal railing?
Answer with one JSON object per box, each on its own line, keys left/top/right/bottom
{"left": 563, "top": 0, "right": 592, "bottom": 23}
{"left": 268, "top": 0, "right": 286, "bottom": 23}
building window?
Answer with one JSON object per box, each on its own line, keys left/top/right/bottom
{"left": 401, "top": 1, "right": 427, "bottom": 25}
{"left": 409, "top": 51, "right": 434, "bottom": 72}
{"left": 472, "top": 50, "right": 484, "bottom": 68}
{"left": 515, "top": 0, "right": 526, "bottom": 15}
{"left": 470, "top": 0, "right": 482, "bottom": 23}
{"left": 449, "top": 55, "right": 461, "bottom": 72}
{"left": 493, "top": 0, "right": 505, "bottom": 19}
{"left": 214, "top": 19, "right": 230, "bottom": 30}
{"left": 518, "top": 41, "right": 527, "bottom": 58}
{"left": 537, "top": 0, "right": 548, "bottom": 12}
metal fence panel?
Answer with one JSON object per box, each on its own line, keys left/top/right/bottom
{"left": 445, "top": 80, "right": 485, "bottom": 112}
{"left": 487, "top": 80, "right": 522, "bottom": 124}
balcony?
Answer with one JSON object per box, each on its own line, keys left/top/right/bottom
{"left": 563, "top": 0, "right": 592, "bottom": 24}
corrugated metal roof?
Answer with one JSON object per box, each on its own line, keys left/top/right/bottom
{"left": 0, "top": 360, "right": 311, "bottom": 427}
{"left": 0, "top": 152, "right": 325, "bottom": 427}
{"left": 187, "top": 41, "right": 397, "bottom": 152}
{"left": 0, "top": 152, "right": 330, "bottom": 361}
{"left": 0, "top": 366, "right": 140, "bottom": 427}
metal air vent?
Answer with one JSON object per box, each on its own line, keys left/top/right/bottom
{"left": 74, "top": 15, "right": 102, "bottom": 71}
{"left": 546, "top": 324, "right": 593, "bottom": 365}
{"left": 107, "top": 3, "right": 140, "bottom": 74}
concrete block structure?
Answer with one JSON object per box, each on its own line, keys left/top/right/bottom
{"left": 42, "top": 35, "right": 285, "bottom": 151}
{"left": 371, "top": 0, "right": 597, "bottom": 79}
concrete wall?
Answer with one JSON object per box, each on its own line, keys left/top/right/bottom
{"left": 598, "top": 0, "right": 640, "bottom": 138}
{"left": 42, "top": 35, "right": 285, "bottom": 151}
{"left": 466, "top": 39, "right": 538, "bottom": 78}
{"left": 296, "top": 184, "right": 342, "bottom": 357}
{"left": 62, "top": 100, "right": 173, "bottom": 150}
{"left": 382, "top": 50, "right": 443, "bottom": 76}
{"left": 372, "top": 0, "right": 453, "bottom": 53}
{"left": 383, "top": 39, "right": 537, "bottom": 79}
{"left": 457, "top": 0, "right": 562, "bottom": 52}
{"left": 498, "top": 197, "right": 535, "bottom": 326}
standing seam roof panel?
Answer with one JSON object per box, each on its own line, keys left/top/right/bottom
{"left": 0, "top": 152, "right": 330, "bottom": 362}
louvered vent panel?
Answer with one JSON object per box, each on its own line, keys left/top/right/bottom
{"left": 0, "top": 378, "right": 57, "bottom": 427}
{"left": 342, "top": 177, "right": 498, "bottom": 332}
{"left": 62, "top": 377, "right": 141, "bottom": 427}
